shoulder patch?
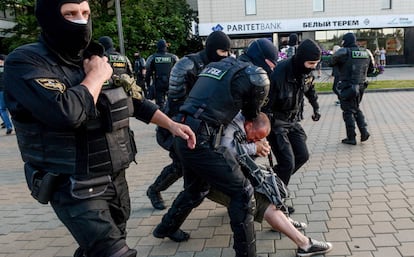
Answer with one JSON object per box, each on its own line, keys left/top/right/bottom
{"left": 199, "top": 67, "right": 228, "bottom": 80}
{"left": 35, "top": 79, "right": 66, "bottom": 93}
{"left": 155, "top": 56, "right": 173, "bottom": 64}
{"left": 351, "top": 50, "right": 369, "bottom": 59}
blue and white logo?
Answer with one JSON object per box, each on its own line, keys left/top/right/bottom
{"left": 212, "top": 24, "right": 224, "bottom": 31}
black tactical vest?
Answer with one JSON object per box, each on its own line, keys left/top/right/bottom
{"left": 13, "top": 43, "right": 136, "bottom": 176}
{"left": 152, "top": 53, "right": 176, "bottom": 83}
{"left": 108, "top": 52, "right": 129, "bottom": 76}
{"left": 338, "top": 47, "right": 371, "bottom": 85}
{"left": 180, "top": 57, "right": 249, "bottom": 126}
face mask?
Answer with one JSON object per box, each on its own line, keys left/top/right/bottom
{"left": 70, "top": 19, "right": 88, "bottom": 25}
{"left": 36, "top": 0, "right": 92, "bottom": 62}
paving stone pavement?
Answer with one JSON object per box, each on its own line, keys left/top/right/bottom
{"left": 1, "top": 70, "right": 414, "bottom": 257}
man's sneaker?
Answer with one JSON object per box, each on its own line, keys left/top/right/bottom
{"left": 1, "top": 123, "right": 5, "bottom": 128}
{"left": 6, "top": 128, "right": 12, "bottom": 135}
{"left": 297, "top": 238, "right": 333, "bottom": 257}
{"left": 288, "top": 217, "right": 307, "bottom": 230}
{"left": 146, "top": 186, "right": 166, "bottom": 210}
{"left": 341, "top": 138, "right": 356, "bottom": 145}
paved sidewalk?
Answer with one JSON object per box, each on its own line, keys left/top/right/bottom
{"left": 1, "top": 86, "right": 414, "bottom": 256}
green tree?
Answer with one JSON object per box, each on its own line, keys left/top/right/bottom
{"left": 0, "top": 0, "right": 202, "bottom": 58}
{"left": 0, "top": 0, "right": 38, "bottom": 51}
{"left": 91, "top": 0, "right": 202, "bottom": 59}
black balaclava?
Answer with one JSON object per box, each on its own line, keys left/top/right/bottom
{"left": 342, "top": 32, "right": 357, "bottom": 48}
{"left": 157, "top": 39, "right": 167, "bottom": 53}
{"left": 245, "top": 38, "right": 278, "bottom": 75}
{"left": 98, "top": 36, "right": 114, "bottom": 51}
{"left": 35, "top": 0, "right": 92, "bottom": 64}
{"left": 288, "top": 33, "right": 298, "bottom": 46}
{"left": 205, "top": 31, "right": 231, "bottom": 62}
{"left": 293, "top": 39, "right": 321, "bottom": 76}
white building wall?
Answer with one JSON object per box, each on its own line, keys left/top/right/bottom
{"left": 197, "top": 0, "right": 414, "bottom": 23}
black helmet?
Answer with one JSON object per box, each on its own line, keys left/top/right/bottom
{"left": 98, "top": 36, "right": 114, "bottom": 51}
{"left": 342, "top": 32, "right": 357, "bottom": 47}
{"left": 157, "top": 39, "right": 167, "bottom": 52}
{"left": 288, "top": 33, "right": 299, "bottom": 46}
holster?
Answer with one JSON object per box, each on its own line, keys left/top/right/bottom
{"left": 25, "top": 163, "right": 59, "bottom": 204}
{"left": 184, "top": 115, "right": 223, "bottom": 148}
{"left": 70, "top": 175, "right": 112, "bottom": 200}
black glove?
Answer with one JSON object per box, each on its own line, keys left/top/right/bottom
{"left": 312, "top": 109, "right": 321, "bottom": 121}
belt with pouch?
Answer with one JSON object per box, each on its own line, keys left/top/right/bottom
{"left": 182, "top": 115, "right": 223, "bottom": 148}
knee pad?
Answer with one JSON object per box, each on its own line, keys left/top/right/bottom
{"left": 243, "top": 183, "right": 256, "bottom": 217}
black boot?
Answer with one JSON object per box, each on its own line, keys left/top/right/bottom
{"left": 146, "top": 185, "right": 165, "bottom": 210}
{"left": 232, "top": 219, "right": 257, "bottom": 257}
{"left": 153, "top": 190, "right": 203, "bottom": 242}
{"left": 361, "top": 131, "right": 370, "bottom": 142}
{"left": 342, "top": 124, "right": 357, "bottom": 145}
{"left": 355, "top": 111, "right": 370, "bottom": 142}
{"left": 360, "top": 127, "right": 370, "bottom": 142}
{"left": 147, "top": 162, "right": 183, "bottom": 210}
{"left": 153, "top": 224, "right": 190, "bottom": 242}
{"left": 341, "top": 137, "right": 356, "bottom": 145}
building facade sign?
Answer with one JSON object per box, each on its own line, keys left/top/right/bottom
{"left": 197, "top": 14, "right": 414, "bottom": 36}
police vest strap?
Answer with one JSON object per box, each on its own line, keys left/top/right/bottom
{"left": 193, "top": 103, "right": 207, "bottom": 118}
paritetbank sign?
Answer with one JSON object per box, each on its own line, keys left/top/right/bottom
{"left": 197, "top": 14, "right": 414, "bottom": 36}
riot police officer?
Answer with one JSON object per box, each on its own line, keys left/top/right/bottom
{"left": 133, "top": 51, "right": 146, "bottom": 96}
{"left": 153, "top": 38, "right": 278, "bottom": 257}
{"left": 98, "top": 36, "right": 134, "bottom": 77}
{"left": 3, "top": 1, "right": 195, "bottom": 257}
{"left": 263, "top": 39, "right": 321, "bottom": 191}
{"left": 331, "top": 32, "right": 375, "bottom": 145}
{"left": 147, "top": 31, "right": 231, "bottom": 210}
{"left": 145, "top": 39, "right": 179, "bottom": 108}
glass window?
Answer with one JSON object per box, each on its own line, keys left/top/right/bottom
{"left": 313, "top": 0, "right": 324, "bottom": 12}
{"left": 245, "top": 0, "right": 256, "bottom": 15}
{"left": 381, "top": 0, "right": 391, "bottom": 9}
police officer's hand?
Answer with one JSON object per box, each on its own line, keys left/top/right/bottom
{"left": 255, "top": 140, "right": 271, "bottom": 157}
{"left": 312, "top": 109, "right": 321, "bottom": 121}
{"left": 169, "top": 122, "right": 196, "bottom": 149}
{"left": 82, "top": 55, "right": 113, "bottom": 103}
{"left": 151, "top": 110, "right": 196, "bottom": 149}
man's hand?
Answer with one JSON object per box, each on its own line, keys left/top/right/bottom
{"left": 168, "top": 122, "right": 196, "bottom": 149}
{"left": 150, "top": 110, "right": 196, "bottom": 149}
{"left": 82, "top": 55, "right": 113, "bottom": 103}
{"left": 255, "top": 140, "right": 271, "bottom": 157}
{"left": 312, "top": 109, "right": 321, "bottom": 121}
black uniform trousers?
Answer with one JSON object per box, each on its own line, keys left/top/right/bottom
{"left": 154, "top": 79, "right": 168, "bottom": 109}
{"left": 340, "top": 84, "right": 367, "bottom": 138}
{"left": 165, "top": 136, "right": 256, "bottom": 257}
{"left": 51, "top": 170, "right": 130, "bottom": 257}
{"left": 267, "top": 122, "right": 309, "bottom": 186}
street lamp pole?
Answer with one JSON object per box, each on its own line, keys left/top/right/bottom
{"left": 115, "top": 0, "right": 125, "bottom": 55}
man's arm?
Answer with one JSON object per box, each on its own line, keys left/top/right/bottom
{"left": 145, "top": 55, "right": 154, "bottom": 86}
{"left": 150, "top": 109, "right": 195, "bottom": 149}
{"left": 221, "top": 114, "right": 256, "bottom": 156}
